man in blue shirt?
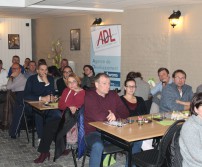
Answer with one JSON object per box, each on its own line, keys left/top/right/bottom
{"left": 160, "top": 69, "right": 193, "bottom": 112}
{"left": 150, "top": 67, "right": 172, "bottom": 113}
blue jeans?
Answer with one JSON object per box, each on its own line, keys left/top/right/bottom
{"left": 85, "top": 131, "right": 143, "bottom": 167}
{"left": 85, "top": 132, "right": 104, "bottom": 167}
{"left": 35, "top": 109, "right": 61, "bottom": 138}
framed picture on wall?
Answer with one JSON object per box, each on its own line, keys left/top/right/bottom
{"left": 70, "top": 29, "right": 80, "bottom": 51}
{"left": 8, "top": 34, "right": 20, "bottom": 49}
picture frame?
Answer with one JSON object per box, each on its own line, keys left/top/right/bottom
{"left": 8, "top": 34, "right": 20, "bottom": 49}
{"left": 70, "top": 29, "right": 80, "bottom": 51}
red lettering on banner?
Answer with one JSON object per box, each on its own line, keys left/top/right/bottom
{"left": 97, "top": 28, "right": 116, "bottom": 46}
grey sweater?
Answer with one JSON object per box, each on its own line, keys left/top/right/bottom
{"left": 179, "top": 115, "right": 202, "bottom": 167}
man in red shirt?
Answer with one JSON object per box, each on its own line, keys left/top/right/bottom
{"left": 84, "top": 73, "right": 129, "bottom": 167}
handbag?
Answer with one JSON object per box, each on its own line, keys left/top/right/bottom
{"left": 66, "top": 123, "right": 78, "bottom": 145}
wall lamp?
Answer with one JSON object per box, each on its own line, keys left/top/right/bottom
{"left": 92, "top": 18, "right": 102, "bottom": 25}
{"left": 168, "top": 10, "right": 181, "bottom": 28}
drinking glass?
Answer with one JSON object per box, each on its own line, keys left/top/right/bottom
{"left": 117, "top": 118, "right": 123, "bottom": 127}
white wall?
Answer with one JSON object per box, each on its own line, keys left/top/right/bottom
{"left": 0, "top": 18, "right": 32, "bottom": 71}
{"left": 33, "top": 4, "right": 202, "bottom": 91}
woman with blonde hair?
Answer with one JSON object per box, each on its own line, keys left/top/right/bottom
{"left": 34, "top": 73, "right": 85, "bottom": 163}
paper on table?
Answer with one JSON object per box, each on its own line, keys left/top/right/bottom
{"left": 156, "top": 120, "right": 175, "bottom": 126}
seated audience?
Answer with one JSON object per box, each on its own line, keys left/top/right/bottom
{"left": 24, "top": 61, "right": 37, "bottom": 79}
{"left": 84, "top": 73, "right": 129, "bottom": 167}
{"left": 81, "top": 65, "right": 95, "bottom": 90}
{"left": 8, "top": 55, "right": 25, "bottom": 77}
{"left": 24, "top": 63, "right": 61, "bottom": 140}
{"left": 56, "top": 66, "right": 73, "bottom": 96}
{"left": 34, "top": 73, "right": 85, "bottom": 163}
{"left": 126, "top": 71, "right": 150, "bottom": 100}
{"left": 179, "top": 93, "right": 202, "bottom": 167}
{"left": 7, "top": 63, "right": 27, "bottom": 138}
{"left": 59, "top": 58, "right": 69, "bottom": 75}
{"left": 160, "top": 69, "right": 193, "bottom": 112}
{"left": 0, "top": 60, "right": 8, "bottom": 91}
{"left": 23, "top": 57, "right": 30, "bottom": 72}
{"left": 150, "top": 67, "right": 172, "bottom": 113}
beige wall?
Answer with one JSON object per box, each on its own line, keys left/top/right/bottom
{"left": 33, "top": 4, "right": 202, "bottom": 92}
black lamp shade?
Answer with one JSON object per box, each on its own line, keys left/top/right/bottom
{"left": 92, "top": 18, "right": 102, "bottom": 25}
{"left": 168, "top": 10, "right": 181, "bottom": 28}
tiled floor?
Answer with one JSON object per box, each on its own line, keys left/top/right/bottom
{"left": 0, "top": 129, "right": 126, "bottom": 167}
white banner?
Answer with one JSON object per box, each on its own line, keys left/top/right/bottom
{"left": 91, "top": 25, "right": 121, "bottom": 90}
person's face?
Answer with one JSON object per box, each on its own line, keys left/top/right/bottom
{"left": 61, "top": 60, "right": 68, "bottom": 69}
{"left": 11, "top": 64, "right": 21, "bottom": 74}
{"left": 29, "top": 62, "right": 36, "bottom": 72}
{"left": 12, "top": 57, "right": 20, "bottom": 64}
{"left": 125, "top": 80, "right": 136, "bottom": 95}
{"left": 84, "top": 67, "right": 92, "bottom": 76}
{"left": 37, "top": 65, "right": 48, "bottom": 77}
{"left": 195, "top": 106, "right": 202, "bottom": 118}
{"left": 24, "top": 58, "right": 30, "bottom": 66}
{"left": 95, "top": 76, "right": 110, "bottom": 96}
{"left": 63, "top": 67, "right": 72, "bottom": 79}
{"left": 67, "top": 77, "right": 79, "bottom": 90}
{"left": 158, "top": 70, "right": 169, "bottom": 83}
{"left": 173, "top": 72, "right": 186, "bottom": 88}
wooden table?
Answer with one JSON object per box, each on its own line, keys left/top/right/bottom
{"left": 89, "top": 116, "right": 172, "bottom": 167}
{"left": 25, "top": 101, "right": 58, "bottom": 147}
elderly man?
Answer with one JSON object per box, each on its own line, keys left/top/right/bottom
{"left": 7, "top": 63, "right": 27, "bottom": 138}
{"left": 24, "top": 60, "right": 37, "bottom": 79}
{"left": 8, "top": 55, "right": 25, "bottom": 77}
{"left": 85, "top": 73, "right": 137, "bottom": 167}
{"left": 160, "top": 69, "right": 193, "bottom": 112}
{"left": 24, "top": 63, "right": 61, "bottom": 140}
{"left": 150, "top": 67, "right": 172, "bottom": 113}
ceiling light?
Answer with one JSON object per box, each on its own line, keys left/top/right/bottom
{"left": 28, "top": 5, "right": 124, "bottom": 13}
{"left": 168, "top": 10, "right": 181, "bottom": 28}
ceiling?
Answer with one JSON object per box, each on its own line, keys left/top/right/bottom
{"left": 0, "top": 0, "right": 202, "bottom": 19}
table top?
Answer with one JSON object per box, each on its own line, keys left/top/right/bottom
{"left": 25, "top": 100, "right": 58, "bottom": 110}
{"left": 89, "top": 116, "right": 171, "bottom": 142}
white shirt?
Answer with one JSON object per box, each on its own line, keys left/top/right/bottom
{"left": 0, "top": 68, "right": 8, "bottom": 91}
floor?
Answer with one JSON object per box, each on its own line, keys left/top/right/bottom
{"left": 0, "top": 129, "right": 126, "bottom": 167}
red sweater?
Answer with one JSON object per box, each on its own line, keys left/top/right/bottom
{"left": 58, "top": 87, "right": 85, "bottom": 111}
{"left": 84, "top": 90, "right": 129, "bottom": 135}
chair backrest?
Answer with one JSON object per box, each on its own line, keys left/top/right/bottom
{"left": 156, "top": 119, "right": 185, "bottom": 166}
{"left": 164, "top": 123, "right": 183, "bottom": 167}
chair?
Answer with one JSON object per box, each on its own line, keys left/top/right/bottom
{"left": 132, "top": 119, "right": 185, "bottom": 167}
{"left": 81, "top": 138, "right": 124, "bottom": 167}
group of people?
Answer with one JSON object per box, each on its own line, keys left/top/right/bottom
{"left": 0, "top": 55, "right": 202, "bottom": 166}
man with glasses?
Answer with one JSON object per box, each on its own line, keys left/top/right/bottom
{"left": 160, "top": 69, "right": 193, "bottom": 112}
{"left": 7, "top": 63, "right": 27, "bottom": 138}
{"left": 56, "top": 66, "right": 73, "bottom": 96}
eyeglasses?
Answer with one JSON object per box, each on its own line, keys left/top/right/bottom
{"left": 175, "top": 76, "right": 185, "bottom": 80}
{"left": 125, "top": 85, "right": 136, "bottom": 89}
{"left": 63, "top": 71, "right": 72, "bottom": 74}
